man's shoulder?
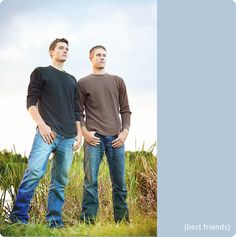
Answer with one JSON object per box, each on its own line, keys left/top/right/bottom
{"left": 35, "top": 66, "right": 76, "bottom": 79}
{"left": 101, "top": 73, "right": 124, "bottom": 80}
{"left": 109, "top": 73, "right": 122, "bottom": 80}
{"left": 31, "top": 66, "right": 51, "bottom": 76}
{"left": 78, "top": 73, "right": 124, "bottom": 84}
{"left": 106, "top": 73, "right": 124, "bottom": 84}
{"left": 78, "top": 75, "right": 91, "bottom": 83}
{"left": 65, "top": 71, "right": 77, "bottom": 81}
{"left": 30, "top": 66, "right": 48, "bottom": 77}
{"left": 34, "top": 66, "right": 50, "bottom": 72}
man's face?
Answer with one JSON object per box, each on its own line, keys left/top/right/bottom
{"left": 50, "top": 42, "right": 69, "bottom": 62}
{"left": 90, "top": 48, "right": 106, "bottom": 69}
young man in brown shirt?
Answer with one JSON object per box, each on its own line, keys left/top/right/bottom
{"left": 78, "top": 45, "right": 131, "bottom": 224}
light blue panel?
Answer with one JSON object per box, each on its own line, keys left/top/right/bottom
{"left": 158, "top": 0, "right": 236, "bottom": 236}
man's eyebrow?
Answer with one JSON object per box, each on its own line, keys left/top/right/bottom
{"left": 96, "top": 53, "right": 106, "bottom": 56}
{"left": 58, "top": 46, "right": 69, "bottom": 50}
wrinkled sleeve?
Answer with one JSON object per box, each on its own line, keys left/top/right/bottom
{"left": 26, "top": 68, "right": 43, "bottom": 110}
{"left": 77, "top": 80, "right": 86, "bottom": 127}
{"left": 74, "top": 83, "right": 80, "bottom": 122}
{"left": 119, "top": 78, "right": 131, "bottom": 130}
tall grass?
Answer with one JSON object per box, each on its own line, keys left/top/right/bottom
{"left": 0, "top": 144, "right": 157, "bottom": 235}
{"left": 0, "top": 148, "right": 28, "bottom": 222}
{"left": 1, "top": 216, "right": 157, "bottom": 236}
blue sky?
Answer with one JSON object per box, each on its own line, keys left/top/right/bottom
{"left": 0, "top": 0, "right": 157, "bottom": 155}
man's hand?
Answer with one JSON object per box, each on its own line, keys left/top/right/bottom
{"left": 73, "top": 121, "right": 82, "bottom": 150}
{"left": 73, "top": 133, "right": 82, "bottom": 150}
{"left": 112, "top": 129, "right": 129, "bottom": 148}
{"left": 82, "top": 127, "right": 100, "bottom": 146}
{"left": 28, "top": 105, "right": 55, "bottom": 144}
{"left": 38, "top": 123, "right": 55, "bottom": 144}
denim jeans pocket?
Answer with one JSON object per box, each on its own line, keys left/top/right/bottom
{"left": 111, "top": 134, "right": 118, "bottom": 141}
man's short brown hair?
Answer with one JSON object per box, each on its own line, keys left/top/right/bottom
{"left": 89, "top": 45, "right": 106, "bottom": 57}
{"left": 49, "top": 38, "right": 69, "bottom": 52}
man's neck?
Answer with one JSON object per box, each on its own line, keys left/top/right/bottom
{"left": 51, "top": 62, "right": 64, "bottom": 71}
{"left": 92, "top": 68, "right": 106, "bottom": 75}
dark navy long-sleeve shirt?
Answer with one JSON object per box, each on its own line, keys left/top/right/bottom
{"left": 27, "top": 65, "right": 80, "bottom": 137}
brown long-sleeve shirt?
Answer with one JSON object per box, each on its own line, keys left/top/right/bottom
{"left": 78, "top": 73, "right": 131, "bottom": 136}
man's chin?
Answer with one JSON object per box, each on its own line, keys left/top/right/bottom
{"left": 59, "top": 59, "right": 66, "bottom": 63}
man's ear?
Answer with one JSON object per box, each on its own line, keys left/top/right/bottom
{"left": 49, "top": 50, "right": 54, "bottom": 57}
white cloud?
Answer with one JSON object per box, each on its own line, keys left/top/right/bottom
{"left": 127, "top": 93, "right": 157, "bottom": 152}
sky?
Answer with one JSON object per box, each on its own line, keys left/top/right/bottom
{"left": 0, "top": 0, "right": 157, "bottom": 155}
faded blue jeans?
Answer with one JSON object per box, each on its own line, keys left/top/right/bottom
{"left": 80, "top": 133, "right": 129, "bottom": 223}
{"left": 10, "top": 129, "right": 75, "bottom": 224}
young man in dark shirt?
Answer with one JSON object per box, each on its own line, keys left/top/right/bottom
{"left": 10, "top": 38, "right": 82, "bottom": 228}
{"left": 78, "top": 45, "right": 131, "bottom": 224}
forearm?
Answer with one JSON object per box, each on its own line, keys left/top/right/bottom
{"left": 121, "top": 112, "right": 131, "bottom": 131}
{"left": 28, "top": 105, "right": 46, "bottom": 127}
{"left": 81, "top": 125, "right": 88, "bottom": 136}
{"left": 76, "top": 121, "right": 82, "bottom": 135}
{"left": 77, "top": 82, "right": 86, "bottom": 127}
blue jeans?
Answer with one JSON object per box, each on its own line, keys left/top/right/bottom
{"left": 10, "top": 129, "right": 75, "bottom": 224}
{"left": 80, "top": 133, "right": 129, "bottom": 223}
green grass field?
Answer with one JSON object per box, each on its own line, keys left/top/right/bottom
{"left": 0, "top": 216, "right": 156, "bottom": 236}
{"left": 0, "top": 144, "right": 157, "bottom": 236}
